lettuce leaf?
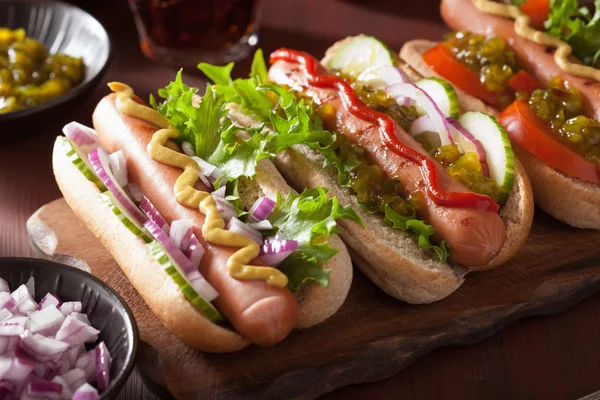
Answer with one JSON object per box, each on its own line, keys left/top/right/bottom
{"left": 384, "top": 205, "right": 449, "bottom": 262}
{"left": 269, "top": 188, "right": 363, "bottom": 292}
{"left": 545, "top": 0, "right": 600, "bottom": 67}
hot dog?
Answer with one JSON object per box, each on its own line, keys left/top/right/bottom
{"left": 401, "top": 0, "right": 600, "bottom": 228}
{"left": 217, "top": 38, "right": 533, "bottom": 302}
{"left": 52, "top": 70, "right": 357, "bottom": 351}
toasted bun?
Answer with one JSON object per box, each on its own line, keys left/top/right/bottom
{"left": 401, "top": 39, "right": 600, "bottom": 229}
{"left": 53, "top": 136, "right": 352, "bottom": 351}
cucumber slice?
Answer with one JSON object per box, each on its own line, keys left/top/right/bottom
{"left": 457, "top": 112, "right": 515, "bottom": 206}
{"left": 148, "top": 240, "right": 224, "bottom": 324}
{"left": 63, "top": 139, "right": 106, "bottom": 191}
{"left": 326, "top": 36, "right": 395, "bottom": 76}
{"left": 416, "top": 78, "right": 460, "bottom": 119}
{"left": 101, "top": 192, "right": 152, "bottom": 243}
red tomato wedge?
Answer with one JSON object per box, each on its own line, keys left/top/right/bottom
{"left": 423, "top": 44, "right": 498, "bottom": 106}
{"left": 520, "top": 0, "right": 549, "bottom": 30}
{"left": 507, "top": 70, "right": 542, "bottom": 95}
{"left": 500, "top": 100, "right": 600, "bottom": 185}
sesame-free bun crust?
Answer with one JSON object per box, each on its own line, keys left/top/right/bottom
{"left": 53, "top": 136, "right": 352, "bottom": 351}
{"left": 401, "top": 39, "right": 600, "bottom": 229}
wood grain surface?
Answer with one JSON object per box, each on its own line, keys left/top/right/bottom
{"left": 2, "top": 0, "right": 600, "bottom": 398}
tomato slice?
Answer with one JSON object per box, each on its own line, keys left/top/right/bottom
{"left": 520, "top": 0, "right": 549, "bottom": 30}
{"left": 423, "top": 44, "right": 498, "bottom": 107}
{"left": 499, "top": 100, "right": 600, "bottom": 185}
{"left": 507, "top": 70, "right": 542, "bottom": 95}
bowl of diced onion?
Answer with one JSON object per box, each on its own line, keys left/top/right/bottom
{"left": 0, "top": 257, "right": 138, "bottom": 399}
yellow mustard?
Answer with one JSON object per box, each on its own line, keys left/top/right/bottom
{"left": 107, "top": 82, "right": 288, "bottom": 287}
{"left": 472, "top": 0, "right": 600, "bottom": 82}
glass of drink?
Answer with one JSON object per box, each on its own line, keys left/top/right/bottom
{"left": 127, "top": 0, "right": 262, "bottom": 68}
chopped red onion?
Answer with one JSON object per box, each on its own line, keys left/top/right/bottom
{"left": 0, "top": 336, "right": 20, "bottom": 354}
{"left": 144, "top": 220, "right": 218, "bottom": 302}
{"left": 75, "top": 351, "right": 95, "bottom": 381}
{"left": 60, "top": 368, "right": 86, "bottom": 392}
{"left": 25, "top": 278, "right": 34, "bottom": 298}
{"left": 70, "top": 313, "right": 90, "bottom": 326}
{"left": 140, "top": 196, "right": 170, "bottom": 235}
{"left": 385, "top": 83, "right": 454, "bottom": 146}
{"left": 0, "top": 292, "right": 17, "bottom": 314}
{"left": 213, "top": 196, "right": 236, "bottom": 222}
{"left": 183, "top": 234, "right": 205, "bottom": 269}
{"left": 59, "top": 302, "right": 82, "bottom": 317}
{"left": 55, "top": 316, "right": 99, "bottom": 346}
{"left": 38, "top": 294, "right": 62, "bottom": 311}
{"left": 192, "top": 156, "right": 224, "bottom": 184}
{"left": 94, "top": 342, "right": 110, "bottom": 391}
{"left": 212, "top": 186, "right": 226, "bottom": 199}
{"left": 227, "top": 217, "right": 263, "bottom": 246}
{"left": 26, "top": 378, "right": 62, "bottom": 399}
{"left": 0, "top": 381, "right": 14, "bottom": 399}
{"left": 260, "top": 239, "right": 299, "bottom": 266}
{"left": 11, "top": 285, "right": 37, "bottom": 315}
{"left": 62, "top": 122, "right": 100, "bottom": 153}
{"left": 248, "top": 220, "right": 273, "bottom": 231}
{"left": 181, "top": 141, "right": 195, "bottom": 157}
{"left": 0, "top": 309, "right": 12, "bottom": 323}
{"left": 28, "top": 306, "right": 65, "bottom": 336}
{"left": 2, "top": 351, "right": 35, "bottom": 382}
{"left": 72, "top": 382, "right": 99, "bottom": 400}
{"left": 196, "top": 171, "right": 212, "bottom": 190}
{"left": 249, "top": 197, "right": 276, "bottom": 222}
{"left": 19, "top": 332, "right": 69, "bottom": 363}
{"left": 51, "top": 375, "right": 73, "bottom": 399}
{"left": 0, "top": 317, "right": 27, "bottom": 336}
{"left": 127, "top": 183, "right": 143, "bottom": 203}
{"left": 170, "top": 219, "right": 193, "bottom": 250}
{"left": 0, "top": 278, "right": 9, "bottom": 293}
{"left": 108, "top": 150, "right": 128, "bottom": 188}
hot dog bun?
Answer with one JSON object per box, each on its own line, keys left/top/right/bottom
{"left": 228, "top": 38, "right": 533, "bottom": 303}
{"left": 401, "top": 39, "right": 600, "bottom": 229}
{"left": 52, "top": 103, "right": 353, "bottom": 351}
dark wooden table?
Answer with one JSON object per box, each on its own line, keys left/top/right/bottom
{"left": 2, "top": 0, "right": 600, "bottom": 398}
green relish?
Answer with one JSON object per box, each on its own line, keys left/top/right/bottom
{"left": 527, "top": 77, "right": 600, "bottom": 168}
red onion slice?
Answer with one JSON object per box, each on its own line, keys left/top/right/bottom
{"left": 19, "top": 332, "right": 69, "bottom": 363}
{"left": 51, "top": 375, "right": 73, "bottom": 399}
{"left": 170, "top": 219, "right": 193, "bottom": 250}
{"left": 227, "top": 217, "right": 263, "bottom": 246}
{"left": 144, "top": 220, "right": 218, "bottom": 302}
{"left": 55, "top": 316, "right": 99, "bottom": 346}
{"left": 108, "top": 150, "right": 128, "bottom": 188}
{"left": 212, "top": 196, "right": 236, "bottom": 222}
{"left": 139, "top": 196, "right": 170, "bottom": 235}
{"left": 72, "top": 382, "right": 99, "bottom": 400}
{"left": 59, "top": 302, "right": 82, "bottom": 317}
{"left": 260, "top": 239, "right": 299, "bottom": 266}
{"left": 356, "top": 64, "right": 409, "bottom": 91}
{"left": 249, "top": 197, "right": 276, "bottom": 222}
{"left": 386, "top": 83, "right": 454, "bottom": 146}
{"left": 62, "top": 122, "right": 100, "bottom": 153}
{"left": 94, "top": 342, "right": 111, "bottom": 391}
{"left": 28, "top": 306, "right": 65, "bottom": 336}
{"left": 89, "top": 148, "right": 147, "bottom": 227}
{"left": 183, "top": 234, "right": 205, "bottom": 269}
{"left": 447, "top": 117, "right": 490, "bottom": 177}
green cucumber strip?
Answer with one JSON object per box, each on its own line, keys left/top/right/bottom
{"left": 148, "top": 240, "right": 224, "bottom": 324}
{"left": 416, "top": 78, "right": 460, "bottom": 119}
{"left": 326, "top": 35, "right": 395, "bottom": 76}
{"left": 457, "top": 112, "right": 515, "bottom": 206}
{"left": 63, "top": 139, "right": 106, "bottom": 191}
{"left": 100, "top": 192, "right": 152, "bottom": 243}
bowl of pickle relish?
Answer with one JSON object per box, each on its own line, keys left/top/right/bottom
{"left": 0, "top": 0, "right": 110, "bottom": 140}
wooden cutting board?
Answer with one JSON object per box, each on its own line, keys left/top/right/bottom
{"left": 27, "top": 198, "right": 600, "bottom": 400}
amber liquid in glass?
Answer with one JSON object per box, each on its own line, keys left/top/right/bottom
{"left": 129, "top": 0, "right": 260, "bottom": 66}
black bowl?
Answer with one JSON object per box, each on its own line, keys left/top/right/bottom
{"left": 0, "top": 257, "right": 138, "bottom": 399}
{"left": 0, "top": 0, "right": 111, "bottom": 142}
